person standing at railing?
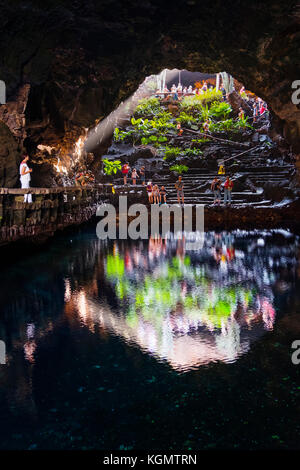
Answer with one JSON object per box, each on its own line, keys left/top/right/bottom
{"left": 19, "top": 154, "right": 32, "bottom": 203}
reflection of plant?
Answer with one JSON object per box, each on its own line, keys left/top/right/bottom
{"left": 102, "top": 159, "right": 122, "bottom": 175}
{"left": 170, "top": 164, "right": 189, "bottom": 174}
{"left": 106, "top": 254, "right": 125, "bottom": 278}
{"left": 105, "top": 250, "right": 257, "bottom": 332}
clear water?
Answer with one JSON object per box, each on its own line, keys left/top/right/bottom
{"left": 0, "top": 227, "right": 300, "bottom": 449}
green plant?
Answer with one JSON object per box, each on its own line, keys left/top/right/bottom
{"left": 209, "top": 119, "right": 235, "bottom": 133}
{"left": 163, "top": 146, "right": 181, "bottom": 161}
{"left": 191, "top": 138, "right": 210, "bottom": 144}
{"left": 180, "top": 89, "right": 222, "bottom": 115}
{"left": 235, "top": 115, "right": 254, "bottom": 129}
{"left": 209, "top": 101, "right": 232, "bottom": 120}
{"left": 183, "top": 148, "right": 203, "bottom": 158}
{"left": 170, "top": 164, "right": 189, "bottom": 174}
{"left": 102, "top": 159, "right": 122, "bottom": 175}
{"left": 134, "top": 97, "right": 161, "bottom": 117}
{"left": 176, "top": 112, "right": 197, "bottom": 128}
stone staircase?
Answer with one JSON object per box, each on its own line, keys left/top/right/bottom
{"left": 151, "top": 163, "right": 296, "bottom": 207}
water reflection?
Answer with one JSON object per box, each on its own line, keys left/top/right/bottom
{"left": 0, "top": 230, "right": 298, "bottom": 376}
{"left": 60, "top": 230, "right": 297, "bottom": 372}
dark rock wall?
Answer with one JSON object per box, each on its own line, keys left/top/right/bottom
{"left": 0, "top": 0, "right": 299, "bottom": 176}
{"left": 0, "top": 122, "right": 22, "bottom": 187}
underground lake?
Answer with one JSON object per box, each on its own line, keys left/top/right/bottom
{"left": 0, "top": 226, "right": 299, "bottom": 450}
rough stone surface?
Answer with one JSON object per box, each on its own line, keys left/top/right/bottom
{"left": 0, "top": 1, "right": 299, "bottom": 150}
{"left": 0, "top": 121, "right": 22, "bottom": 188}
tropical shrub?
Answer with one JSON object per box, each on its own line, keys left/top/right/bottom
{"left": 180, "top": 89, "right": 222, "bottom": 114}
{"left": 176, "top": 112, "right": 197, "bottom": 127}
{"left": 163, "top": 146, "right": 181, "bottom": 161}
{"left": 183, "top": 148, "right": 203, "bottom": 158}
{"left": 209, "top": 101, "right": 232, "bottom": 120}
{"left": 134, "top": 97, "right": 160, "bottom": 117}
{"left": 235, "top": 115, "right": 254, "bottom": 129}
{"left": 170, "top": 164, "right": 189, "bottom": 174}
{"left": 209, "top": 119, "right": 235, "bottom": 132}
{"left": 102, "top": 159, "right": 122, "bottom": 175}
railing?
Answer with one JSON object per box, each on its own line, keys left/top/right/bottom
{"left": 0, "top": 186, "right": 102, "bottom": 245}
{"left": 0, "top": 184, "right": 149, "bottom": 245}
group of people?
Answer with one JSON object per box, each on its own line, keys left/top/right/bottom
{"left": 121, "top": 163, "right": 146, "bottom": 185}
{"left": 146, "top": 182, "right": 168, "bottom": 205}
{"left": 211, "top": 175, "right": 234, "bottom": 206}
{"left": 156, "top": 81, "right": 213, "bottom": 100}
{"left": 145, "top": 176, "right": 185, "bottom": 206}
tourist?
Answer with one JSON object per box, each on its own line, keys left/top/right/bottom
{"left": 202, "top": 81, "right": 208, "bottom": 92}
{"left": 160, "top": 186, "right": 167, "bottom": 204}
{"left": 187, "top": 85, "right": 193, "bottom": 94}
{"left": 211, "top": 176, "right": 222, "bottom": 205}
{"left": 171, "top": 84, "right": 177, "bottom": 93}
{"left": 146, "top": 181, "right": 153, "bottom": 203}
{"left": 238, "top": 107, "right": 244, "bottom": 120}
{"left": 203, "top": 120, "right": 210, "bottom": 133}
{"left": 224, "top": 175, "right": 233, "bottom": 205}
{"left": 20, "top": 154, "right": 33, "bottom": 203}
{"left": 253, "top": 103, "right": 258, "bottom": 123}
{"left": 177, "top": 122, "right": 183, "bottom": 136}
{"left": 131, "top": 168, "right": 139, "bottom": 185}
{"left": 259, "top": 102, "right": 267, "bottom": 115}
{"left": 177, "top": 84, "right": 182, "bottom": 94}
{"left": 175, "top": 176, "right": 184, "bottom": 205}
{"left": 122, "top": 162, "right": 130, "bottom": 185}
{"left": 183, "top": 86, "right": 187, "bottom": 94}
{"left": 152, "top": 184, "right": 160, "bottom": 204}
{"left": 173, "top": 91, "right": 179, "bottom": 101}
{"left": 139, "top": 166, "right": 146, "bottom": 185}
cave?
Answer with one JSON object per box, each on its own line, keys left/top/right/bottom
{"left": 0, "top": 0, "right": 300, "bottom": 456}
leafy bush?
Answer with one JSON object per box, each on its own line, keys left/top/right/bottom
{"left": 163, "top": 146, "right": 181, "bottom": 161}
{"left": 180, "top": 89, "right": 222, "bottom": 114}
{"left": 170, "top": 164, "right": 189, "bottom": 174}
{"left": 176, "top": 112, "right": 197, "bottom": 127}
{"left": 183, "top": 148, "right": 203, "bottom": 158}
{"left": 209, "top": 101, "right": 232, "bottom": 120}
{"left": 209, "top": 119, "right": 235, "bottom": 132}
{"left": 191, "top": 138, "right": 211, "bottom": 144}
{"left": 235, "top": 115, "right": 254, "bottom": 129}
{"left": 114, "top": 127, "right": 135, "bottom": 143}
{"left": 103, "top": 159, "right": 122, "bottom": 175}
{"left": 134, "top": 97, "right": 161, "bottom": 117}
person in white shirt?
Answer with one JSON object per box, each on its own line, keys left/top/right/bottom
{"left": 19, "top": 155, "right": 32, "bottom": 203}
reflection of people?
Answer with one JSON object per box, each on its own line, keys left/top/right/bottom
{"left": 20, "top": 154, "right": 33, "bottom": 203}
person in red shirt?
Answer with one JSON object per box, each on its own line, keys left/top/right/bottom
{"left": 122, "top": 162, "right": 130, "bottom": 185}
{"left": 224, "top": 176, "right": 233, "bottom": 205}
{"left": 259, "top": 103, "right": 267, "bottom": 115}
